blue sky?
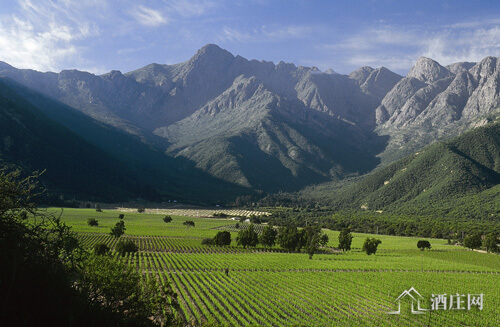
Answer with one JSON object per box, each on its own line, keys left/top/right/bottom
{"left": 1, "top": 0, "right": 500, "bottom": 75}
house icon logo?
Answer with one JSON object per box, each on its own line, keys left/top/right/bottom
{"left": 388, "top": 287, "right": 430, "bottom": 315}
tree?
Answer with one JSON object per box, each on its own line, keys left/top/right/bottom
{"left": 213, "top": 231, "right": 232, "bottom": 246}
{"left": 463, "top": 234, "right": 482, "bottom": 250}
{"left": 77, "top": 253, "right": 180, "bottom": 325}
{"left": 93, "top": 243, "right": 110, "bottom": 255}
{"left": 417, "top": 240, "right": 431, "bottom": 251}
{"left": 0, "top": 171, "right": 82, "bottom": 325}
{"left": 115, "top": 240, "right": 138, "bottom": 256}
{"left": 201, "top": 238, "right": 214, "bottom": 245}
{"left": 362, "top": 237, "right": 382, "bottom": 255}
{"left": 338, "top": 228, "right": 353, "bottom": 251}
{"left": 96, "top": 204, "right": 102, "bottom": 212}
{"left": 305, "top": 233, "right": 321, "bottom": 259}
{"left": 163, "top": 215, "right": 172, "bottom": 223}
{"left": 259, "top": 225, "right": 277, "bottom": 249}
{"left": 250, "top": 214, "right": 261, "bottom": 224}
{"left": 183, "top": 220, "right": 195, "bottom": 229}
{"left": 277, "top": 225, "right": 305, "bottom": 253}
{"left": 302, "top": 225, "right": 328, "bottom": 259}
{"left": 483, "top": 233, "right": 499, "bottom": 253}
{"left": 0, "top": 170, "right": 181, "bottom": 326}
{"left": 320, "top": 233, "right": 329, "bottom": 247}
{"left": 87, "top": 217, "right": 99, "bottom": 226}
{"left": 110, "top": 220, "right": 126, "bottom": 238}
{"left": 236, "top": 224, "right": 259, "bottom": 248}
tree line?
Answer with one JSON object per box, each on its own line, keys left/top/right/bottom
{"left": 202, "top": 223, "right": 330, "bottom": 259}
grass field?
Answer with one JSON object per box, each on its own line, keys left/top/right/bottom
{"left": 56, "top": 207, "right": 500, "bottom": 326}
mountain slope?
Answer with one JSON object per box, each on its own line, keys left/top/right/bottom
{"left": 0, "top": 80, "right": 142, "bottom": 202}
{"left": 376, "top": 56, "right": 500, "bottom": 163}
{"left": 0, "top": 78, "right": 254, "bottom": 203}
{"left": 325, "top": 121, "right": 500, "bottom": 212}
{"left": 0, "top": 44, "right": 400, "bottom": 193}
{"left": 2, "top": 45, "right": 500, "bottom": 200}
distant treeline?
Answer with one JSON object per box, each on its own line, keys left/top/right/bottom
{"left": 264, "top": 208, "right": 500, "bottom": 240}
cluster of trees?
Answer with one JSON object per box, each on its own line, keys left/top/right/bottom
{"left": 235, "top": 224, "right": 329, "bottom": 259}
{"left": 267, "top": 208, "right": 500, "bottom": 241}
{"left": 236, "top": 224, "right": 260, "bottom": 248}
{"left": 463, "top": 233, "right": 499, "bottom": 253}
{"left": 203, "top": 223, "right": 330, "bottom": 258}
{"left": 0, "top": 170, "right": 180, "bottom": 326}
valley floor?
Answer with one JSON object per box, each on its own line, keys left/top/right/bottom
{"left": 58, "top": 208, "right": 500, "bottom": 326}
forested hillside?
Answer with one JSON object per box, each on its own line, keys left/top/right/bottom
{"left": 317, "top": 121, "right": 500, "bottom": 217}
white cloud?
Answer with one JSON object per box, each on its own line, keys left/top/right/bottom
{"left": 218, "top": 24, "right": 318, "bottom": 43}
{"left": 321, "top": 21, "right": 500, "bottom": 74}
{"left": 422, "top": 27, "right": 500, "bottom": 65}
{"left": 335, "top": 27, "right": 425, "bottom": 51}
{"left": 261, "top": 25, "right": 316, "bottom": 40}
{"left": 219, "top": 27, "right": 253, "bottom": 42}
{"left": 164, "top": 0, "right": 217, "bottom": 18}
{"left": 130, "top": 6, "right": 167, "bottom": 27}
{"left": 0, "top": 16, "right": 78, "bottom": 72}
{"left": 0, "top": 0, "right": 102, "bottom": 72}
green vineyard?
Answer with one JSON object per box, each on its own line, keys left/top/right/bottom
{"left": 59, "top": 208, "right": 500, "bottom": 326}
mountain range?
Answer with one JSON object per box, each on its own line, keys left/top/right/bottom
{"left": 1, "top": 44, "right": 500, "bottom": 206}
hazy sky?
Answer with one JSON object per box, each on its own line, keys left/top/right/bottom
{"left": 1, "top": 0, "right": 500, "bottom": 75}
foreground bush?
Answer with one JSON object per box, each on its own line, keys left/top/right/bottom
{"left": 0, "top": 170, "right": 181, "bottom": 326}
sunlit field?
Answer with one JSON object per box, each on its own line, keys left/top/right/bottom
{"left": 56, "top": 208, "right": 500, "bottom": 326}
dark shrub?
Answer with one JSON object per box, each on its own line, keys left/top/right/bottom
{"left": 87, "top": 218, "right": 98, "bottom": 226}
{"left": 115, "top": 240, "right": 138, "bottom": 256}
{"left": 93, "top": 243, "right": 109, "bottom": 255}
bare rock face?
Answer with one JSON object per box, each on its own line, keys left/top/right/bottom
{"left": 360, "top": 67, "right": 403, "bottom": 102}
{"left": 375, "top": 77, "right": 427, "bottom": 124}
{"left": 407, "top": 57, "right": 453, "bottom": 83}
{"left": 349, "top": 66, "right": 375, "bottom": 85}
{"left": 446, "top": 62, "right": 475, "bottom": 75}
{"left": 463, "top": 57, "right": 500, "bottom": 118}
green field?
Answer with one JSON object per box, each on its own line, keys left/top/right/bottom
{"left": 57, "top": 208, "right": 500, "bottom": 326}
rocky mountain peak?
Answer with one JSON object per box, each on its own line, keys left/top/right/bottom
{"left": 102, "top": 70, "right": 124, "bottom": 79}
{"left": 349, "top": 66, "right": 375, "bottom": 85}
{"left": 446, "top": 62, "right": 476, "bottom": 74}
{"left": 190, "top": 44, "right": 234, "bottom": 66}
{"left": 470, "top": 56, "right": 500, "bottom": 79}
{"left": 407, "top": 56, "right": 453, "bottom": 83}
{"left": 324, "top": 68, "right": 338, "bottom": 75}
